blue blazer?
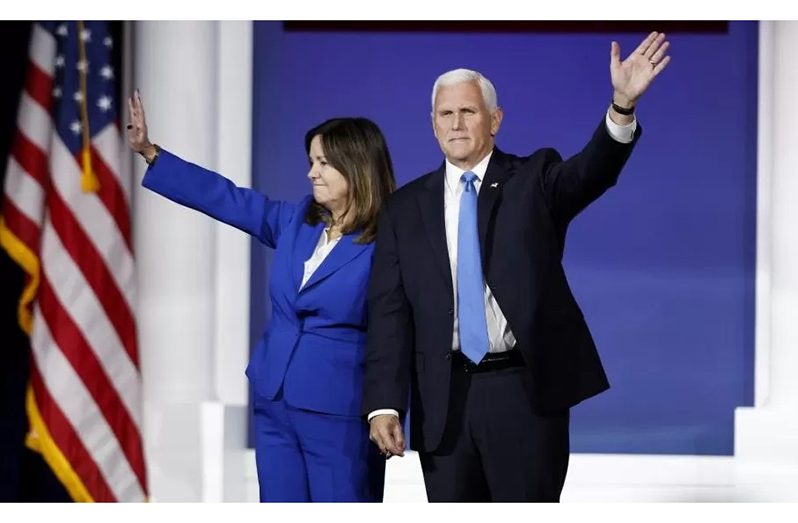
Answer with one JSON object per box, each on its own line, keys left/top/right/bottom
{"left": 143, "top": 150, "right": 374, "bottom": 417}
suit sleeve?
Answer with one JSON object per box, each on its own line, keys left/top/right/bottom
{"left": 142, "top": 148, "right": 296, "bottom": 248}
{"left": 539, "top": 118, "right": 641, "bottom": 225}
{"left": 361, "top": 205, "right": 413, "bottom": 418}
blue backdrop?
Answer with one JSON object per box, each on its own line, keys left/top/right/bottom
{"left": 249, "top": 22, "right": 758, "bottom": 455}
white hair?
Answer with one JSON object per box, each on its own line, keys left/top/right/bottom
{"left": 430, "top": 68, "right": 498, "bottom": 112}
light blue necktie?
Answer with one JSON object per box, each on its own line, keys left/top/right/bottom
{"left": 457, "top": 172, "right": 489, "bottom": 364}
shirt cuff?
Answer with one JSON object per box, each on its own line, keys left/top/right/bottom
{"left": 605, "top": 110, "right": 637, "bottom": 144}
{"left": 367, "top": 409, "right": 400, "bottom": 422}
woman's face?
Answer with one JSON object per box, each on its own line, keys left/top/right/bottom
{"left": 307, "top": 134, "right": 349, "bottom": 216}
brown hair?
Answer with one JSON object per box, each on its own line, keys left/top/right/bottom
{"left": 304, "top": 117, "right": 396, "bottom": 244}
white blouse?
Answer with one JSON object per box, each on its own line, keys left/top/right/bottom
{"left": 300, "top": 227, "right": 341, "bottom": 289}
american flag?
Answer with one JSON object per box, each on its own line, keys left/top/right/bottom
{"left": 0, "top": 22, "right": 147, "bottom": 502}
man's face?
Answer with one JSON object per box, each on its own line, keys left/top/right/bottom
{"left": 432, "top": 81, "right": 502, "bottom": 170}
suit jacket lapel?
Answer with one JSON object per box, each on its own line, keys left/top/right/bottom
{"left": 478, "top": 148, "right": 513, "bottom": 263}
{"left": 418, "top": 165, "right": 454, "bottom": 289}
{"left": 299, "top": 231, "right": 369, "bottom": 293}
{"left": 293, "top": 221, "right": 325, "bottom": 292}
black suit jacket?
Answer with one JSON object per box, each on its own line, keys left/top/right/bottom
{"left": 362, "top": 118, "right": 641, "bottom": 452}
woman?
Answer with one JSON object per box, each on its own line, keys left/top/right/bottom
{"left": 127, "top": 90, "right": 396, "bottom": 502}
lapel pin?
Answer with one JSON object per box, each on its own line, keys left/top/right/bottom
{"left": 490, "top": 182, "right": 498, "bottom": 188}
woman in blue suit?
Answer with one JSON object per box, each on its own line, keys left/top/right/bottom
{"left": 126, "top": 91, "right": 396, "bottom": 502}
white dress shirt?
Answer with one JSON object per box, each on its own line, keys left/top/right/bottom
{"left": 367, "top": 111, "right": 636, "bottom": 421}
{"left": 444, "top": 150, "right": 516, "bottom": 353}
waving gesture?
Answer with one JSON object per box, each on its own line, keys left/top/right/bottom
{"left": 611, "top": 31, "right": 671, "bottom": 108}
{"left": 126, "top": 89, "right": 158, "bottom": 162}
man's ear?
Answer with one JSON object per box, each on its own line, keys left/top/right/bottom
{"left": 490, "top": 107, "right": 504, "bottom": 137}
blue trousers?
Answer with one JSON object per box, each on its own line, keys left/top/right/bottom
{"left": 253, "top": 393, "right": 385, "bottom": 502}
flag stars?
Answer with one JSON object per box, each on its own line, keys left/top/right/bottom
{"left": 97, "top": 96, "right": 112, "bottom": 112}
{"left": 55, "top": 55, "right": 65, "bottom": 69}
{"left": 52, "top": 87, "right": 62, "bottom": 98}
{"left": 103, "top": 36, "right": 113, "bottom": 48}
{"left": 56, "top": 24, "right": 68, "bottom": 37}
{"left": 80, "top": 28, "right": 92, "bottom": 43}
{"left": 73, "top": 91, "right": 84, "bottom": 103}
{"left": 76, "top": 59, "right": 89, "bottom": 73}
{"left": 100, "top": 65, "right": 114, "bottom": 80}
{"left": 69, "top": 120, "right": 82, "bottom": 135}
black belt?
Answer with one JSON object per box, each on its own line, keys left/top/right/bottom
{"left": 450, "top": 349, "right": 525, "bottom": 373}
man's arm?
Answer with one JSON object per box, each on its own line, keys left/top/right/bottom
{"left": 540, "top": 31, "right": 670, "bottom": 224}
{"left": 362, "top": 205, "right": 413, "bottom": 456}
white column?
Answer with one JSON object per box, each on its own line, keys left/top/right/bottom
{"left": 735, "top": 21, "right": 798, "bottom": 498}
{"left": 133, "top": 21, "right": 218, "bottom": 501}
{"left": 214, "top": 21, "right": 252, "bottom": 407}
{"left": 762, "top": 22, "right": 798, "bottom": 409}
{"left": 133, "top": 20, "right": 253, "bottom": 502}
{"left": 210, "top": 21, "right": 253, "bottom": 502}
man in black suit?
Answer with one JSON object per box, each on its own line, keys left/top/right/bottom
{"left": 363, "top": 32, "right": 671, "bottom": 501}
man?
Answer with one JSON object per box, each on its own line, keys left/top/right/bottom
{"left": 363, "top": 32, "right": 671, "bottom": 501}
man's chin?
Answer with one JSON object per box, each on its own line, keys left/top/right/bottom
{"left": 444, "top": 148, "right": 473, "bottom": 162}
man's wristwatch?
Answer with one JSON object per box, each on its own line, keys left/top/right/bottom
{"left": 611, "top": 100, "right": 635, "bottom": 116}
